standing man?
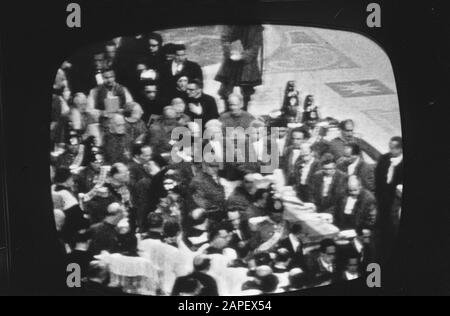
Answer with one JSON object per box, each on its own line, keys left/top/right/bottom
{"left": 375, "top": 136, "right": 403, "bottom": 262}
{"left": 215, "top": 25, "right": 264, "bottom": 111}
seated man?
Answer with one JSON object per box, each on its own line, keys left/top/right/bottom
{"left": 338, "top": 249, "right": 362, "bottom": 282}
{"left": 335, "top": 175, "right": 377, "bottom": 231}
{"left": 75, "top": 144, "right": 108, "bottom": 194}
{"left": 185, "top": 79, "right": 219, "bottom": 124}
{"left": 138, "top": 80, "right": 167, "bottom": 123}
{"left": 310, "top": 153, "right": 348, "bottom": 214}
{"left": 219, "top": 94, "right": 256, "bottom": 129}
{"left": 167, "top": 74, "right": 189, "bottom": 103}
{"left": 337, "top": 142, "right": 375, "bottom": 192}
{"left": 88, "top": 202, "right": 128, "bottom": 258}
{"left": 123, "top": 102, "right": 148, "bottom": 142}
{"left": 87, "top": 68, "right": 133, "bottom": 114}
{"left": 305, "top": 238, "right": 338, "bottom": 286}
{"left": 103, "top": 113, "right": 133, "bottom": 164}
{"left": 171, "top": 98, "right": 191, "bottom": 126}
{"left": 144, "top": 106, "right": 183, "bottom": 155}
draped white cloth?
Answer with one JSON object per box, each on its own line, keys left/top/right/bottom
{"left": 95, "top": 252, "right": 159, "bottom": 295}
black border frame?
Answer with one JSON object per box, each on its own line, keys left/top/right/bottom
{"left": 0, "top": 0, "right": 449, "bottom": 296}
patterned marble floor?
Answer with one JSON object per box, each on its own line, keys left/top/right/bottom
{"left": 159, "top": 25, "right": 402, "bottom": 153}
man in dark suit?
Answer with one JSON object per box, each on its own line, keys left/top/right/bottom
{"left": 277, "top": 222, "right": 306, "bottom": 270}
{"left": 137, "top": 80, "right": 168, "bottom": 122}
{"left": 185, "top": 79, "right": 219, "bottom": 124}
{"left": 293, "top": 143, "right": 321, "bottom": 202}
{"left": 337, "top": 143, "right": 375, "bottom": 192}
{"left": 310, "top": 153, "right": 348, "bottom": 214}
{"left": 227, "top": 210, "right": 252, "bottom": 259}
{"left": 305, "top": 238, "right": 338, "bottom": 286}
{"left": 335, "top": 175, "right": 377, "bottom": 231}
{"left": 375, "top": 136, "right": 403, "bottom": 262}
{"left": 281, "top": 127, "right": 310, "bottom": 185}
{"left": 161, "top": 44, "right": 203, "bottom": 95}
{"left": 172, "top": 256, "right": 219, "bottom": 296}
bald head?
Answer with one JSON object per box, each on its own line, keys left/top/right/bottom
{"left": 171, "top": 98, "right": 186, "bottom": 114}
{"left": 348, "top": 175, "right": 362, "bottom": 197}
{"left": 110, "top": 114, "right": 126, "bottom": 134}
{"left": 299, "top": 143, "right": 313, "bottom": 162}
{"left": 163, "top": 106, "right": 177, "bottom": 120}
{"left": 73, "top": 93, "right": 88, "bottom": 112}
{"left": 228, "top": 94, "right": 243, "bottom": 115}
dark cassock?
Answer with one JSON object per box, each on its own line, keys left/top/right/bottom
{"left": 215, "top": 25, "right": 264, "bottom": 110}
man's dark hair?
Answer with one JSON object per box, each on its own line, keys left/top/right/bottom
{"left": 141, "top": 79, "right": 158, "bottom": 89}
{"left": 109, "top": 165, "right": 121, "bottom": 177}
{"left": 147, "top": 32, "right": 163, "bottom": 45}
{"left": 291, "top": 222, "right": 303, "bottom": 235}
{"left": 258, "top": 274, "right": 279, "bottom": 293}
{"left": 320, "top": 153, "right": 336, "bottom": 166}
{"left": 101, "top": 67, "right": 115, "bottom": 74}
{"left": 346, "top": 142, "right": 361, "bottom": 156}
{"left": 163, "top": 43, "right": 177, "bottom": 55}
{"left": 339, "top": 119, "right": 354, "bottom": 131}
{"left": 174, "top": 43, "right": 187, "bottom": 51}
{"left": 320, "top": 238, "right": 336, "bottom": 253}
{"left": 105, "top": 41, "right": 116, "bottom": 48}
{"left": 147, "top": 212, "right": 164, "bottom": 230}
{"left": 390, "top": 136, "right": 403, "bottom": 149}
{"left": 163, "top": 220, "right": 180, "bottom": 238}
{"left": 345, "top": 248, "right": 361, "bottom": 262}
{"left": 291, "top": 127, "right": 310, "bottom": 139}
{"left": 188, "top": 78, "right": 203, "bottom": 89}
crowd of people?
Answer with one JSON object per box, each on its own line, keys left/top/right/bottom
{"left": 50, "top": 29, "right": 403, "bottom": 296}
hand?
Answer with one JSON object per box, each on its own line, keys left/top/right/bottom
{"left": 188, "top": 103, "right": 203, "bottom": 115}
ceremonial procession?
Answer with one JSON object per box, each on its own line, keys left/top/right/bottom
{"left": 49, "top": 25, "right": 403, "bottom": 296}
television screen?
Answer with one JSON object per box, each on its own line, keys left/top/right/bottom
{"left": 2, "top": 0, "right": 448, "bottom": 298}
{"left": 48, "top": 24, "right": 402, "bottom": 296}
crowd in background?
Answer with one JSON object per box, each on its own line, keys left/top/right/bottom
{"left": 50, "top": 30, "right": 403, "bottom": 295}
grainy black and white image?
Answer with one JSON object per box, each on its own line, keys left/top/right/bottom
{"left": 50, "top": 25, "right": 403, "bottom": 295}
